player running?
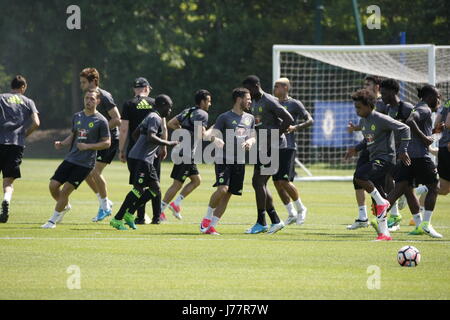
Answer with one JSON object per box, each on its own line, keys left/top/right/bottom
{"left": 347, "top": 75, "right": 390, "bottom": 229}
{"left": 345, "top": 89, "right": 411, "bottom": 241}
{"left": 0, "top": 75, "right": 40, "bottom": 223}
{"left": 79, "top": 68, "right": 121, "bottom": 222}
{"left": 242, "top": 75, "right": 294, "bottom": 234}
{"left": 200, "top": 88, "right": 256, "bottom": 235}
{"left": 378, "top": 78, "right": 414, "bottom": 231}
{"left": 433, "top": 98, "right": 450, "bottom": 196}
{"left": 386, "top": 85, "right": 443, "bottom": 238}
{"left": 119, "top": 77, "right": 168, "bottom": 225}
{"left": 42, "top": 89, "right": 110, "bottom": 229}
{"left": 272, "top": 77, "right": 313, "bottom": 226}
{"left": 110, "top": 95, "right": 178, "bottom": 230}
{"left": 160, "top": 90, "right": 211, "bottom": 221}
{"left": 413, "top": 98, "right": 450, "bottom": 213}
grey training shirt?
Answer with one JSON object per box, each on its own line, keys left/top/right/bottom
{"left": 213, "top": 110, "right": 255, "bottom": 164}
{"left": 359, "top": 110, "right": 410, "bottom": 163}
{"left": 386, "top": 100, "right": 414, "bottom": 151}
{"left": 176, "top": 107, "right": 209, "bottom": 157}
{"left": 65, "top": 111, "right": 110, "bottom": 169}
{"left": 128, "top": 112, "right": 163, "bottom": 164}
{"left": 0, "top": 93, "right": 39, "bottom": 147}
{"left": 278, "top": 97, "right": 309, "bottom": 150}
{"left": 408, "top": 101, "right": 433, "bottom": 158}
{"left": 97, "top": 88, "right": 119, "bottom": 140}
{"left": 251, "top": 92, "right": 292, "bottom": 149}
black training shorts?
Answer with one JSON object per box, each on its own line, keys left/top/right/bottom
{"left": 50, "top": 160, "right": 92, "bottom": 189}
{"left": 0, "top": 144, "right": 24, "bottom": 179}
{"left": 213, "top": 164, "right": 246, "bottom": 196}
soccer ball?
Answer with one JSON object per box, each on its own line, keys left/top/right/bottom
{"left": 397, "top": 246, "right": 421, "bottom": 267}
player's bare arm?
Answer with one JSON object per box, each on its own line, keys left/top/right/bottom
{"left": 406, "top": 112, "right": 434, "bottom": 146}
{"left": 159, "top": 117, "right": 168, "bottom": 160}
{"left": 204, "top": 126, "right": 224, "bottom": 148}
{"left": 25, "top": 112, "right": 40, "bottom": 137}
{"left": 107, "top": 107, "right": 121, "bottom": 129}
{"left": 274, "top": 105, "right": 294, "bottom": 134}
{"left": 54, "top": 132, "right": 75, "bottom": 150}
{"left": 242, "top": 129, "right": 257, "bottom": 150}
{"left": 347, "top": 121, "right": 361, "bottom": 133}
{"left": 147, "top": 133, "right": 178, "bottom": 147}
{"left": 118, "top": 119, "right": 129, "bottom": 162}
{"left": 77, "top": 137, "right": 111, "bottom": 151}
{"left": 445, "top": 111, "right": 450, "bottom": 130}
{"left": 289, "top": 111, "right": 314, "bottom": 133}
{"left": 167, "top": 116, "right": 181, "bottom": 130}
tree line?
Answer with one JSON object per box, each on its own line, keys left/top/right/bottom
{"left": 0, "top": 0, "right": 448, "bottom": 128}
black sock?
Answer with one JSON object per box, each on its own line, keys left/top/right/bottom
{"left": 151, "top": 192, "right": 162, "bottom": 221}
{"left": 136, "top": 206, "right": 145, "bottom": 220}
{"left": 257, "top": 209, "right": 266, "bottom": 226}
{"left": 267, "top": 207, "right": 280, "bottom": 224}
{"left": 128, "top": 189, "right": 154, "bottom": 216}
{"left": 114, "top": 189, "right": 141, "bottom": 220}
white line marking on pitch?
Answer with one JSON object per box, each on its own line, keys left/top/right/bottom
{"left": 0, "top": 237, "right": 450, "bottom": 244}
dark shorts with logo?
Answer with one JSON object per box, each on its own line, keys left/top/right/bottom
{"left": 50, "top": 160, "right": 92, "bottom": 189}
{"left": 213, "top": 164, "right": 245, "bottom": 196}
{"left": 170, "top": 163, "right": 199, "bottom": 183}
{"left": 0, "top": 144, "right": 24, "bottom": 179}
{"left": 96, "top": 138, "right": 119, "bottom": 164}
{"left": 272, "top": 148, "right": 296, "bottom": 182}
{"left": 353, "top": 149, "right": 370, "bottom": 190}
{"left": 394, "top": 157, "right": 439, "bottom": 187}
{"left": 354, "top": 158, "right": 392, "bottom": 192}
{"left": 438, "top": 147, "right": 450, "bottom": 181}
{"left": 128, "top": 158, "right": 159, "bottom": 187}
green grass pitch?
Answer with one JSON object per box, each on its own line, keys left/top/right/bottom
{"left": 0, "top": 159, "right": 449, "bottom": 300}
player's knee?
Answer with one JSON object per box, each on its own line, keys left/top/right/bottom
{"left": 171, "top": 180, "right": 183, "bottom": 191}
{"left": 190, "top": 175, "right": 201, "bottom": 187}
{"left": 49, "top": 180, "right": 59, "bottom": 191}
{"left": 217, "top": 185, "right": 229, "bottom": 194}
{"left": 353, "top": 177, "right": 364, "bottom": 188}
{"left": 252, "top": 177, "right": 262, "bottom": 189}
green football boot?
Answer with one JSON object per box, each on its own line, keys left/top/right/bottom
{"left": 110, "top": 218, "right": 127, "bottom": 230}
{"left": 408, "top": 226, "right": 424, "bottom": 236}
{"left": 124, "top": 212, "right": 137, "bottom": 230}
{"left": 370, "top": 218, "right": 380, "bottom": 234}
{"left": 387, "top": 214, "right": 402, "bottom": 228}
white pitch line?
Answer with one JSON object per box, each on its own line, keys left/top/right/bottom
{"left": 0, "top": 237, "right": 450, "bottom": 244}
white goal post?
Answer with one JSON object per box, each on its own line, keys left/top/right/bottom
{"left": 272, "top": 44, "right": 450, "bottom": 181}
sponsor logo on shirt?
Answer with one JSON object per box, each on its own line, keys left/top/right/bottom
{"left": 7, "top": 95, "right": 23, "bottom": 105}
{"left": 136, "top": 100, "right": 152, "bottom": 110}
{"left": 78, "top": 129, "right": 88, "bottom": 140}
{"left": 365, "top": 133, "right": 375, "bottom": 145}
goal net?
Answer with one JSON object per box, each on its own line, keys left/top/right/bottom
{"left": 273, "top": 45, "right": 450, "bottom": 181}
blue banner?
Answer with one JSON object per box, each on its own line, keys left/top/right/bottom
{"left": 312, "top": 101, "right": 362, "bottom": 148}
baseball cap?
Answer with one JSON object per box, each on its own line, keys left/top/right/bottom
{"left": 133, "top": 77, "right": 152, "bottom": 89}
